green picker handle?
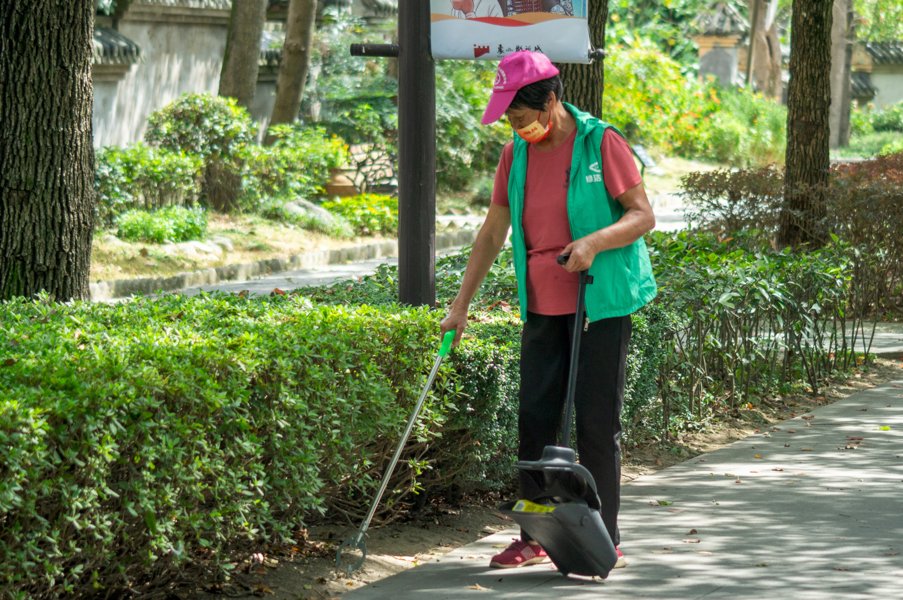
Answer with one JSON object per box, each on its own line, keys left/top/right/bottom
{"left": 439, "top": 329, "right": 455, "bottom": 358}
{"left": 335, "top": 328, "right": 456, "bottom": 574}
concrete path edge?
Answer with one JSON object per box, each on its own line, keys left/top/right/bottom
{"left": 89, "top": 228, "right": 479, "bottom": 301}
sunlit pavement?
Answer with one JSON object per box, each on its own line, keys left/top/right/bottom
{"left": 344, "top": 377, "right": 903, "bottom": 599}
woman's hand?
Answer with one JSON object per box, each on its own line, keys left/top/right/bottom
{"left": 559, "top": 237, "right": 598, "bottom": 272}
{"left": 440, "top": 306, "right": 469, "bottom": 347}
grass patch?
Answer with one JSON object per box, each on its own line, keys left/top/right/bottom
{"left": 90, "top": 213, "right": 371, "bottom": 282}
{"left": 832, "top": 131, "right": 901, "bottom": 160}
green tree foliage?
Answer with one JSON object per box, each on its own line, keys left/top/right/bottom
{"left": 854, "top": 0, "right": 903, "bottom": 42}
{"left": 607, "top": 0, "right": 748, "bottom": 68}
{"left": 604, "top": 37, "right": 786, "bottom": 165}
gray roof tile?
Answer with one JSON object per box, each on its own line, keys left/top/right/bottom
{"left": 865, "top": 42, "right": 903, "bottom": 65}
{"left": 92, "top": 27, "right": 141, "bottom": 65}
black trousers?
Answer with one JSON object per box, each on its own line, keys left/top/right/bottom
{"left": 518, "top": 311, "right": 632, "bottom": 547}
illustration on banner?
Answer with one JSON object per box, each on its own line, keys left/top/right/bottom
{"left": 430, "top": 0, "right": 591, "bottom": 64}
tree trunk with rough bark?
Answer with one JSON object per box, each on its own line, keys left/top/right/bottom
{"left": 558, "top": 0, "right": 608, "bottom": 118}
{"left": 266, "top": 0, "right": 318, "bottom": 143}
{"left": 0, "top": 1, "right": 96, "bottom": 301}
{"left": 780, "top": 0, "right": 833, "bottom": 248}
{"left": 219, "top": 0, "right": 268, "bottom": 109}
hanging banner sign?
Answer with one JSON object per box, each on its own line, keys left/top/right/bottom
{"left": 430, "top": 1, "right": 591, "bottom": 64}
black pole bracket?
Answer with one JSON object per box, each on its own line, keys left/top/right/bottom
{"left": 350, "top": 43, "right": 399, "bottom": 58}
{"left": 588, "top": 47, "right": 606, "bottom": 62}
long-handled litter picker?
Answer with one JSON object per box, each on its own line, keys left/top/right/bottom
{"left": 335, "top": 330, "right": 456, "bottom": 575}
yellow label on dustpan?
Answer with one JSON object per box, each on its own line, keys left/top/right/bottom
{"left": 512, "top": 499, "right": 556, "bottom": 513}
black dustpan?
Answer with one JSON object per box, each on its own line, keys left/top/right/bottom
{"left": 500, "top": 267, "right": 618, "bottom": 578}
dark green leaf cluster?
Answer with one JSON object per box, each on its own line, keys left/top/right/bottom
{"left": 321, "top": 193, "right": 398, "bottom": 237}
{"left": 646, "top": 230, "right": 863, "bottom": 431}
{"left": 0, "top": 294, "right": 510, "bottom": 596}
{"left": 95, "top": 94, "right": 353, "bottom": 233}
{"left": 605, "top": 38, "right": 787, "bottom": 166}
{"left": 115, "top": 205, "right": 208, "bottom": 244}
{"left": 849, "top": 101, "right": 903, "bottom": 157}
{"left": 145, "top": 93, "right": 256, "bottom": 163}
{"left": 94, "top": 143, "right": 203, "bottom": 228}
{"left": 241, "top": 124, "right": 349, "bottom": 208}
{"left": 681, "top": 153, "right": 903, "bottom": 316}
{"left": 434, "top": 61, "right": 512, "bottom": 192}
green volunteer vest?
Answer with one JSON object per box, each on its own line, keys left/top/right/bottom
{"left": 507, "top": 102, "right": 657, "bottom": 322}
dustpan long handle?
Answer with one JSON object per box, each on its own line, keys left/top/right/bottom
{"left": 560, "top": 269, "right": 589, "bottom": 448}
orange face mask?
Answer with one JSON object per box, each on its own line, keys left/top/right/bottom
{"left": 515, "top": 111, "right": 553, "bottom": 144}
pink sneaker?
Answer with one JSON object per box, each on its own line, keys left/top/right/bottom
{"left": 614, "top": 546, "right": 627, "bottom": 568}
{"left": 489, "top": 539, "right": 549, "bottom": 568}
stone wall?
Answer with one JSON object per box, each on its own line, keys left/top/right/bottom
{"left": 92, "top": 1, "right": 230, "bottom": 147}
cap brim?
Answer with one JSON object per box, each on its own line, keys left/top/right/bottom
{"left": 481, "top": 89, "right": 517, "bottom": 125}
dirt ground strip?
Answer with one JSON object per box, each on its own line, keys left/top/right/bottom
{"left": 179, "top": 358, "right": 902, "bottom": 600}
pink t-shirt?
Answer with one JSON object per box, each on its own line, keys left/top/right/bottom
{"left": 492, "top": 128, "right": 642, "bottom": 315}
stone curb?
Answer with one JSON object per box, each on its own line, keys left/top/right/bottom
{"left": 89, "top": 228, "right": 479, "bottom": 301}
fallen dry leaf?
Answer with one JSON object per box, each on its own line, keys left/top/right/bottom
{"left": 682, "top": 538, "right": 701, "bottom": 544}
{"left": 467, "top": 583, "right": 490, "bottom": 591}
{"left": 754, "top": 453, "right": 762, "bottom": 459}
{"left": 688, "top": 528, "right": 698, "bottom": 535}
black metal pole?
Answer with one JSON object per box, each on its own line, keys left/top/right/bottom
{"left": 397, "top": 0, "right": 436, "bottom": 306}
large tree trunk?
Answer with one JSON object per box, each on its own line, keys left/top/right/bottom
{"left": 558, "top": 0, "right": 609, "bottom": 118}
{"left": 219, "top": 0, "right": 268, "bottom": 109}
{"left": 0, "top": 1, "right": 95, "bottom": 301}
{"left": 266, "top": 0, "right": 318, "bottom": 143}
{"left": 779, "top": 0, "right": 833, "bottom": 249}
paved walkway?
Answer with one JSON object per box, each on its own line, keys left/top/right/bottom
{"left": 344, "top": 378, "right": 903, "bottom": 599}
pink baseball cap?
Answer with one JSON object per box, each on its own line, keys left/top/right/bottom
{"left": 481, "top": 50, "right": 560, "bottom": 125}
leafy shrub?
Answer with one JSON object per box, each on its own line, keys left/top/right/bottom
{"left": 322, "top": 193, "right": 398, "bottom": 236}
{"left": 606, "top": 0, "right": 706, "bottom": 67}
{"left": 242, "top": 124, "right": 349, "bottom": 208}
{"left": 308, "top": 8, "right": 505, "bottom": 194}
{"left": 851, "top": 100, "right": 903, "bottom": 135}
{"left": 647, "top": 230, "right": 862, "bottom": 430}
{"left": 145, "top": 93, "right": 256, "bottom": 160}
{"left": 0, "top": 295, "right": 456, "bottom": 596}
{"left": 302, "top": 245, "right": 666, "bottom": 447}
{"left": 145, "top": 93, "right": 256, "bottom": 211}
{"left": 605, "top": 37, "right": 785, "bottom": 166}
{"left": 680, "top": 153, "right": 903, "bottom": 316}
{"left": 879, "top": 137, "right": 903, "bottom": 157}
{"left": 116, "top": 206, "right": 208, "bottom": 244}
{"left": 682, "top": 165, "right": 784, "bottom": 235}
{"left": 94, "top": 143, "right": 203, "bottom": 228}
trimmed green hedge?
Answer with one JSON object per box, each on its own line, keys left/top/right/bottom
{"left": 0, "top": 294, "right": 522, "bottom": 596}
{"left": 1, "top": 228, "right": 868, "bottom": 596}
